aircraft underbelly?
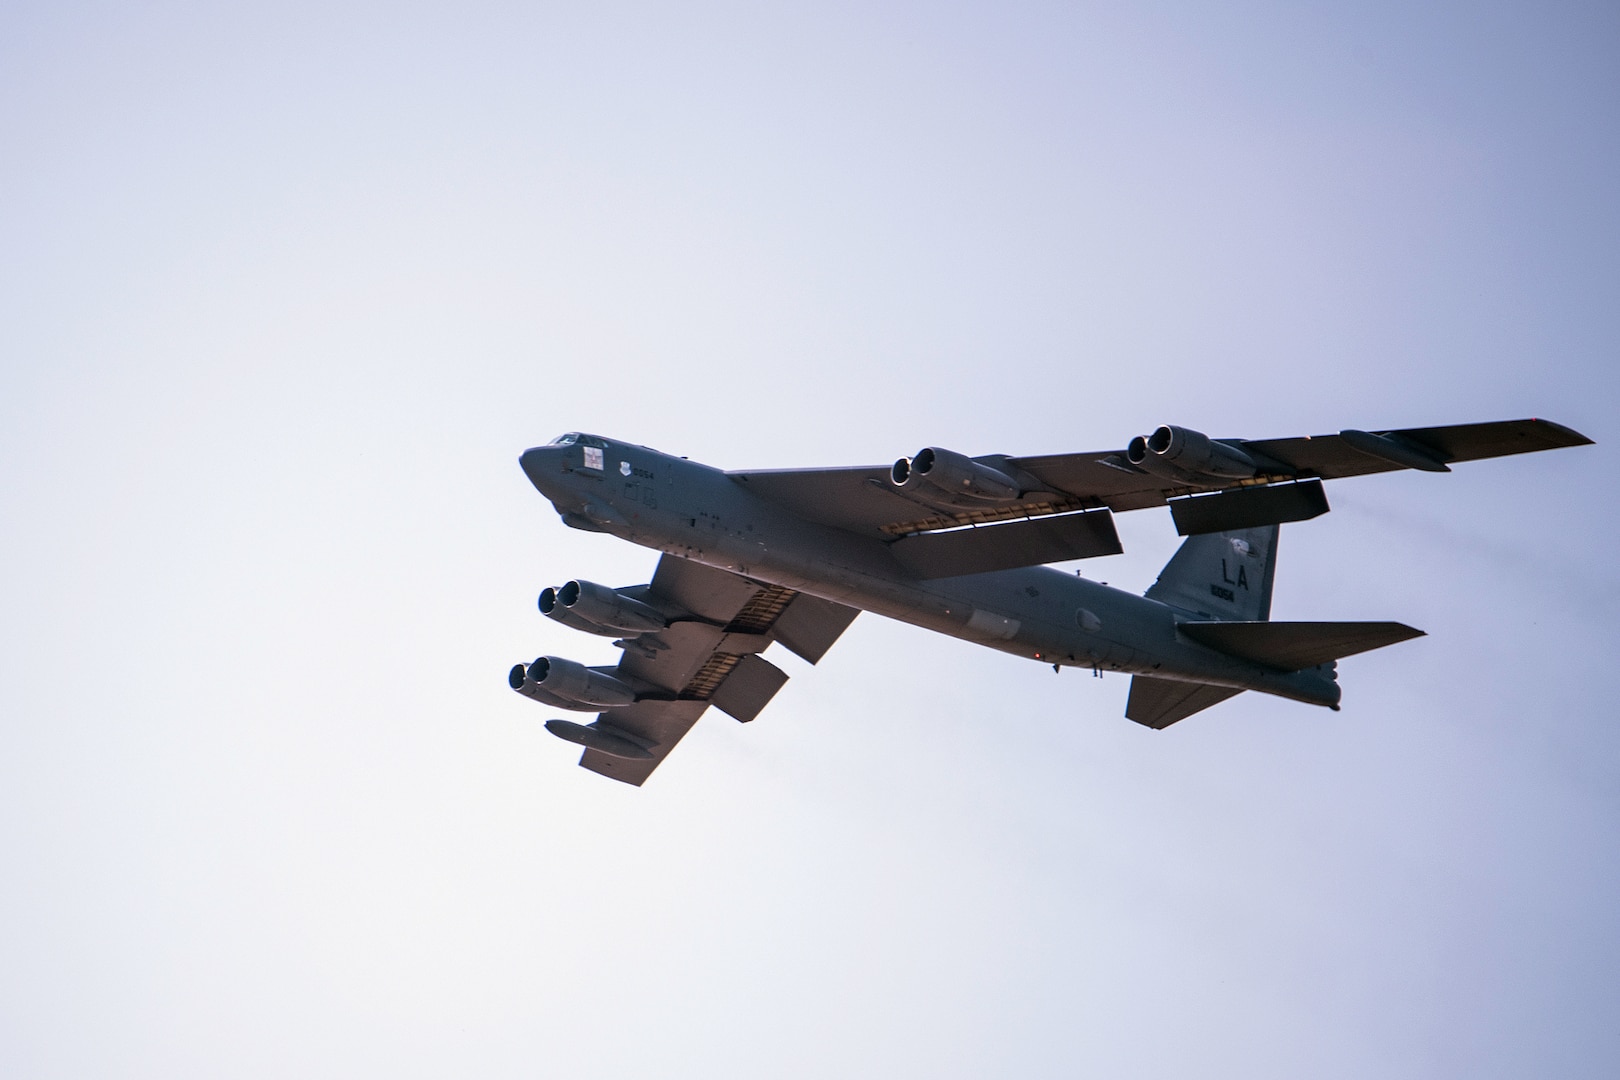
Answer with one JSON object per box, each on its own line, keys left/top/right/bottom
{"left": 617, "top": 477, "right": 1337, "bottom": 705}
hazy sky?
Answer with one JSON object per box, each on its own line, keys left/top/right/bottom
{"left": 3, "top": 3, "right": 1617, "bottom": 1077}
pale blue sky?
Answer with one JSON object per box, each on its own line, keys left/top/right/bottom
{"left": 3, "top": 3, "right": 1617, "bottom": 1077}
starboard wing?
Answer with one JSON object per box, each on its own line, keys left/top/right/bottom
{"left": 1241, "top": 418, "right": 1592, "bottom": 479}
{"left": 728, "top": 462, "right": 1112, "bottom": 539}
{"left": 1015, "top": 418, "right": 1592, "bottom": 492}
{"left": 559, "top": 555, "right": 860, "bottom": 786}
{"left": 729, "top": 418, "right": 1590, "bottom": 541}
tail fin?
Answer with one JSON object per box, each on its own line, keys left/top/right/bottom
{"left": 1145, "top": 525, "right": 1278, "bottom": 622}
{"left": 1131, "top": 525, "right": 1423, "bottom": 729}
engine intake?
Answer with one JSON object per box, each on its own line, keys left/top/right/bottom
{"left": 509, "top": 655, "right": 638, "bottom": 710}
{"left": 539, "top": 587, "right": 614, "bottom": 636}
{"left": 1126, "top": 425, "right": 1257, "bottom": 483}
{"left": 541, "top": 579, "right": 667, "bottom": 636}
{"left": 890, "top": 447, "right": 1021, "bottom": 503}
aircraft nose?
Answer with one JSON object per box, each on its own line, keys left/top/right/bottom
{"left": 519, "top": 446, "right": 563, "bottom": 491}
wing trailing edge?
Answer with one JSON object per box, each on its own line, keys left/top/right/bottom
{"left": 889, "top": 510, "right": 1121, "bottom": 578}
{"left": 1168, "top": 480, "right": 1329, "bottom": 536}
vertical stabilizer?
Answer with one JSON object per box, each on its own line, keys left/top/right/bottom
{"left": 1145, "top": 525, "right": 1278, "bottom": 622}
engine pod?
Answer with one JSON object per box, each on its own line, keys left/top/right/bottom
{"left": 544, "top": 719, "right": 654, "bottom": 760}
{"left": 891, "top": 446, "right": 1021, "bottom": 504}
{"left": 1128, "top": 425, "right": 1257, "bottom": 483}
{"left": 540, "top": 586, "right": 623, "bottom": 636}
{"left": 558, "top": 579, "right": 667, "bottom": 635}
{"left": 520, "top": 655, "right": 638, "bottom": 709}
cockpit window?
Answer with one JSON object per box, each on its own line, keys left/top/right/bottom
{"left": 549, "top": 431, "right": 609, "bottom": 448}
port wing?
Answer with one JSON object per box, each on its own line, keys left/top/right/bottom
{"left": 561, "top": 556, "right": 860, "bottom": 786}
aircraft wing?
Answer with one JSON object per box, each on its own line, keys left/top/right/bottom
{"left": 730, "top": 418, "right": 1591, "bottom": 541}
{"left": 561, "top": 555, "right": 859, "bottom": 786}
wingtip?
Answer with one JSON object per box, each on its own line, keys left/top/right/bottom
{"left": 1529, "top": 418, "right": 1595, "bottom": 446}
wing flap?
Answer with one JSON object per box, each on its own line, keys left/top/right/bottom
{"left": 1126, "top": 676, "right": 1244, "bottom": 729}
{"left": 711, "top": 653, "right": 790, "bottom": 723}
{"left": 1168, "top": 480, "right": 1330, "bottom": 536}
{"left": 889, "top": 511, "right": 1122, "bottom": 578}
{"left": 1179, "top": 620, "right": 1425, "bottom": 671}
{"left": 772, "top": 593, "right": 860, "bottom": 664}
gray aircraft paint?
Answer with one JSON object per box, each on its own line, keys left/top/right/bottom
{"left": 512, "top": 420, "right": 1589, "bottom": 779}
{"left": 520, "top": 438, "right": 1339, "bottom": 710}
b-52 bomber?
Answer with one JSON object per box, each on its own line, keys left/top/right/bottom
{"left": 510, "top": 418, "right": 1590, "bottom": 785}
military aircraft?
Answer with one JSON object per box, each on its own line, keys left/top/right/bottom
{"left": 509, "top": 418, "right": 1591, "bottom": 785}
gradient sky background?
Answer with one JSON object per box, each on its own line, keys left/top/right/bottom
{"left": 3, "top": 2, "right": 1618, "bottom": 1077}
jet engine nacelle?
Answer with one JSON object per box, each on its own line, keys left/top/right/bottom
{"left": 508, "top": 655, "right": 638, "bottom": 710}
{"left": 540, "top": 579, "right": 667, "bottom": 636}
{"left": 1127, "top": 425, "right": 1257, "bottom": 482}
{"left": 890, "top": 446, "right": 1021, "bottom": 503}
{"left": 537, "top": 587, "right": 614, "bottom": 636}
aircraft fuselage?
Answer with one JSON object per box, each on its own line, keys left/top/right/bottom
{"left": 519, "top": 437, "right": 1340, "bottom": 709}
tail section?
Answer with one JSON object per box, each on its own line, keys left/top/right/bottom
{"left": 1131, "top": 525, "right": 1278, "bottom": 727}
{"left": 1129, "top": 525, "right": 1424, "bottom": 729}
{"left": 1126, "top": 677, "right": 1243, "bottom": 729}
{"left": 1145, "top": 525, "right": 1278, "bottom": 622}
{"left": 1176, "top": 620, "right": 1424, "bottom": 670}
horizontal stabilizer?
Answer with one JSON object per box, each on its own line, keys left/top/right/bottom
{"left": 890, "top": 510, "right": 1121, "bottom": 578}
{"left": 1179, "top": 620, "right": 1424, "bottom": 671}
{"left": 1126, "top": 676, "right": 1244, "bottom": 729}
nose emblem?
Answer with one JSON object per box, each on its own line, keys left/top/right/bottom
{"left": 619, "top": 460, "right": 632, "bottom": 476}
